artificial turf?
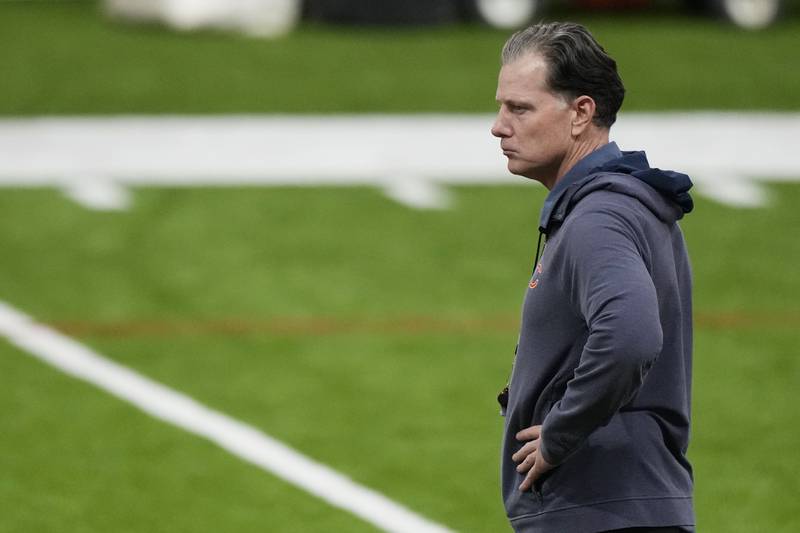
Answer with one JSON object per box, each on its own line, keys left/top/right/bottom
{"left": 1, "top": 2, "right": 799, "bottom": 532}
{"left": 0, "top": 185, "right": 798, "bottom": 531}
{"left": 1, "top": 1, "right": 799, "bottom": 115}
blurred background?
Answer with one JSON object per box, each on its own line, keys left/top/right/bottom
{"left": 1, "top": 1, "right": 798, "bottom": 532}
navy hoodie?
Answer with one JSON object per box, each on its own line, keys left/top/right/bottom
{"left": 501, "top": 142, "right": 695, "bottom": 532}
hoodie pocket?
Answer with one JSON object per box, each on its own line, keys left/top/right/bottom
{"left": 532, "top": 469, "right": 556, "bottom": 498}
{"left": 533, "top": 373, "right": 571, "bottom": 425}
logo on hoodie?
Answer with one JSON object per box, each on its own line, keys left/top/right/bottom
{"left": 529, "top": 263, "right": 543, "bottom": 289}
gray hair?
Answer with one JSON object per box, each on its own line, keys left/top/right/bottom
{"left": 501, "top": 22, "right": 625, "bottom": 128}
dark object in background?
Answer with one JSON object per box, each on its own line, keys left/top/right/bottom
{"left": 304, "top": 0, "right": 784, "bottom": 29}
{"left": 695, "top": 0, "right": 783, "bottom": 29}
{"left": 303, "top": 0, "right": 539, "bottom": 27}
{"left": 303, "top": 0, "right": 461, "bottom": 25}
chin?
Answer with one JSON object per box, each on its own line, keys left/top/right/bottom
{"left": 508, "top": 159, "right": 551, "bottom": 184}
{"left": 507, "top": 161, "right": 533, "bottom": 178}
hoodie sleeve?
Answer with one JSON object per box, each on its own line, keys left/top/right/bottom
{"left": 539, "top": 201, "right": 663, "bottom": 467}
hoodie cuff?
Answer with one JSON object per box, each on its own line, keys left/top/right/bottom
{"left": 538, "top": 433, "right": 561, "bottom": 467}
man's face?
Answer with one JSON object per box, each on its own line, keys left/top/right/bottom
{"left": 492, "top": 53, "right": 574, "bottom": 187}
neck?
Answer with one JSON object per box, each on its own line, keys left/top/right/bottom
{"left": 543, "top": 131, "right": 610, "bottom": 190}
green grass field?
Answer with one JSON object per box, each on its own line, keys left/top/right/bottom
{"left": 1, "top": 2, "right": 799, "bottom": 532}
{"left": 2, "top": 186, "right": 798, "bottom": 532}
{"left": 2, "top": 1, "right": 800, "bottom": 114}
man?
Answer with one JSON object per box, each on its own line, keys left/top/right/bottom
{"left": 492, "top": 23, "right": 695, "bottom": 532}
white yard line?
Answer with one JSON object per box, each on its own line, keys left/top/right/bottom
{"left": 0, "top": 301, "right": 454, "bottom": 533}
{"left": 0, "top": 113, "right": 798, "bottom": 209}
{"left": 381, "top": 177, "right": 452, "bottom": 210}
{"left": 62, "top": 176, "right": 132, "bottom": 210}
{"left": 693, "top": 175, "right": 770, "bottom": 208}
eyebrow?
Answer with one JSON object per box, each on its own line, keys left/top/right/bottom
{"left": 497, "top": 98, "right": 532, "bottom": 108}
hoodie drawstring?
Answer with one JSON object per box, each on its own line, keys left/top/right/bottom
{"left": 499, "top": 229, "right": 546, "bottom": 412}
{"left": 499, "top": 228, "right": 546, "bottom": 412}
{"left": 532, "top": 229, "right": 545, "bottom": 276}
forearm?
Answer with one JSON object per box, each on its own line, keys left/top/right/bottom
{"left": 539, "top": 308, "right": 662, "bottom": 465}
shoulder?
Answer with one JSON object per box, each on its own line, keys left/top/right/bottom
{"left": 565, "top": 176, "right": 659, "bottom": 237}
{"left": 572, "top": 175, "right": 653, "bottom": 214}
{"left": 563, "top": 190, "right": 641, "bottom": 236}
{"left": 554, "top": 187, "right": 652, "bottom": 267}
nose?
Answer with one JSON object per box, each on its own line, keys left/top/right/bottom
{"left": 491, "top": 112, "right": 510, "bottom": 139}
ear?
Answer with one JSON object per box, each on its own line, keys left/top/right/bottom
{"left": 570, "top": 95, "right": 596, "bottom": 136}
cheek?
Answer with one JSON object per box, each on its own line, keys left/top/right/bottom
{"left": 522, "top": 121, "right": 561, "bottom": 152}
{"left": 535, "top": 113, "right": 571, "bottom": 146}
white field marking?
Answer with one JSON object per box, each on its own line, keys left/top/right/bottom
{"left": 382, "top": 176, "right": 452, "bottom": 209}
{"left": 0, "top": 301, "right": 454, "bottom": 533}
{"left": 693, "top": 174, "right": 770, "bottom": 208}
{"left": 62, "top": 176, "right": 132, "bottom": 211}
{"left": 0, "top": 113, "right": 798, "bottom": 209}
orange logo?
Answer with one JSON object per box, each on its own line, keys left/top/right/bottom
{"left": 529, "top": 263, "right": 542, "bottom": 289}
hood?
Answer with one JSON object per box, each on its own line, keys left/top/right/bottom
{"left": 539, "top": 145, "right": 694, "bottom": 234}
